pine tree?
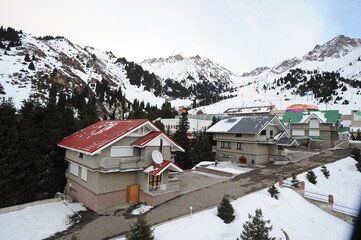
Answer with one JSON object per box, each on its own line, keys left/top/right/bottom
{"left": 126, "top": 216, "right": 154, "bottom": 240}
{"left": 306, "top": 170, "right": 317, "bottom": 184}
{"left": 217, "top": 195, "right": 235, "bottom": 224}
{"left": 239, "top": 209, "right": 275, "bottom": 240}
{"left": 24, "top": 53, "right": 31, "bottom": 62}
{"left": 28, "top": 62, "right": 35, "bottom": 70}
{"left": 321, "top": 165, "right": 330, "bottom": 179}
{"left": 351, "top": 147, "right": 361, "bottom": 172}
{"left": 291, "top": 174, "right": 300, "bottom": 187}
{"left": 191, "top": 130, "right": 214, "bottom": 165}
{"left": 267, "top": 185, "right": 279, "bottom": 200}
{"left": 173, "top": 112, "right": 191, "bottom": 168}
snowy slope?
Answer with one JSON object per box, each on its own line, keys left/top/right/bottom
{"left": 0, "top": 201, "right": 85, "bottom": 240}
{"left": 294, "top": 157, "right": 361, "bottom": 210}
{"left": 117, "top": 188, "right": 353, "bottom": 240}
{"left": 116, "top": 156, "right": 359, "bottom": 240}
{"left": 140, "top": 54, "right": 239, "bottom": 89}
{"left": 190, "top": 35, "right": 361, "bottom": 114}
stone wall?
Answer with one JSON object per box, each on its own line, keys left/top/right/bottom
{"left": 139, "top": 191, "right": 179, "bottom": 206}
{"left": 66, "top": 178, "right": 127, "bottom": 211}
{"left": 0, "top": 198, "right": 62, "bottom": 214}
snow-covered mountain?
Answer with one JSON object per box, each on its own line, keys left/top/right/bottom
{"left": 190, "top": 35, "right": 361, "bottom": 114}
{"left": 0, "top": 30, "right": 193, "bottom": 113}
{"left": 140, "top": 54, "right": 239, "bottom": 93}
{"left": 245, "top": 35, "right": 361, "bottom": 80}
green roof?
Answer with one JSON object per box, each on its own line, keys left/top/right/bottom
{"left": 338, "top": 126, "right": 350, "bottom": 133}
{"left": 282, "top": 110, "right": 341, "bottom": 124}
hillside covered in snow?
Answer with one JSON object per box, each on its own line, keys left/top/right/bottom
{"left": 190, "top": 35, "right": 361, "bottom": 114}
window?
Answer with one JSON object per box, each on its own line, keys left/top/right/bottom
{"left": 221, "top": 141, "right": 231, "bottom": 149}
{"left": 235, "top": 134, "right": 242, "bottom": 137}
{"left": 270, "top": 130, "right": 274, "bottom": 139}
{"left": 78, "top": 153, "right": 83, "bottom": 159}
{"left": 309, "top": 119, "right": 319, "bottom": 128}
{"left": 260, "top": 130, "right": 267, "bottom": 135}
{"left": 110, "top": 146, "right": 133, "bottom": 157}
{"left": 219, "top": 153, "right": 231, "bottom": 158}
{"left": 80, "top": 166, "right": 87, "bottom": 181}
{"left": 69, "top": 162, "right": 79, "bottom": 176}
{"left": 237, "top": 143, "right": 242, "bottom": 150}
{"left": 149, "top": 174, "right": 162, "bottom": 188}
{"left": 293, "top": 129, "right": 305, "bottom": 136}
{"left": 309, "top": 130, "right": 320, "bottom": 136}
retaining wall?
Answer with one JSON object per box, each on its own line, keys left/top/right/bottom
{"left": 0, "top": 198, "right": 62, "bottom": 214}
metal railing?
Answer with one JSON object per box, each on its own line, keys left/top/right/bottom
{"left": 333, "top": 203, "right": 359, "bottom": 217}
{"left": 144, "top": 182, "right": 179, "bottom": 196}
{"left": 99, "top": 156, "right": 144, "bottom": 170}
{"left": 304, "top": 190, "right": 329, "bottom": 203}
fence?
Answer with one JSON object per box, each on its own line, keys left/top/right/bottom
{"left": 333, "top": 203, "right": 359, "bottom": 217}
{"left": 304, "top": 190, "right": 329, "bottom": 203}
{"left": 279, "top": 177, "right": 358, "bottom": 218}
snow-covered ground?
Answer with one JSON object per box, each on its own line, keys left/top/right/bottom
{"left": 194, "top": 161, "right": 253, "bottom": 175}
{"left": 189, "top": 81, "right": 361, "bottom": 115}
{"left": 0, "top": 201, "right": 86, "bottom": 240}
{"left": 293, "top": 156, "right": 361, "bottom": 210}
{"left": 116, "top": 187, "right": 353, "bottom": 240}
{"left": 131, "top": 204, "right": 153, "bottom": 215}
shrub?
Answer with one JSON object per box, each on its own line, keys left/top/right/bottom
{"left": 217, "top": 195, "right": 235, "bottom": 224}
{"left": 268, "top": 185, "right": 279, "bottom": 200}
{"left": 238, "top": 208, "right": 275, "bottom": 240}
{"left": 126, "top": 216, "right": 154, "bottom": 240}
{"left": 291, "top": 174, "right": 300, "bottom": 187}
{"left": 321, "top": 165, "right": 330, "bottom": 179}
{"left": 306, "top": 170, "right": 317, "bottom": 184}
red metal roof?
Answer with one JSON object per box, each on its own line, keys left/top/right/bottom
{"left": 143, "top": 160, "right": 183, "bottom": 176}
{"left": 58, "top": 119, "right": 148, "bottom": 154}
{"left": 131, "top": 130, "right": 184, "bottom": 151}
{"left": 131, "top": 131, "right": 163, "bottom": 147}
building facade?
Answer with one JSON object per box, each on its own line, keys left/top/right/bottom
{"left": 207, "top": 115, "right": 297, "bottom": 165}
{"left": 58, "top": 120, "right": 184, "bottom": 211}
{"left": 282, "top": 110, "right": 341, "bottom": 149}
{"left": 161, "top": 115, "right": 214, "bottom": 134}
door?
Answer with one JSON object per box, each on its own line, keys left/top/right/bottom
{"left": 127, "top": 184, "right": 140, "bottom": 204}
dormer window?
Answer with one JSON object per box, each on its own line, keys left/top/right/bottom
{"left": 260, "top": 130, "right": 267, "bottom": 135}
{"left": 78, "top": 153, "right": 83, "bottom": 159}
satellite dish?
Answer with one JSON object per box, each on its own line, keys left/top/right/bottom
{"left": 152, "top": 150, "right": 163, "bottom": 165}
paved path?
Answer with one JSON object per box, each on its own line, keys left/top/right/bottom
{"left": 54, "top": 149, "right": 350, "bottom": 240}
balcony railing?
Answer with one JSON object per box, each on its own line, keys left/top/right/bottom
{"left": 144, "top": 182, "right": 179, "bottom": 196}
{"left": 99, "top": 156, "right": 144, "bottom": 171}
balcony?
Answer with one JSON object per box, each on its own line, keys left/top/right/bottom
{"left": 144, "top": 182, "right": 179, "bottom": 196}
{"left": 99, "top": 156, "right": 144, "bottom": 171}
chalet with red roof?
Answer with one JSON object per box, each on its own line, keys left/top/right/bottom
{"left": 58, "top": 119, "right": 184, "bottom": 211}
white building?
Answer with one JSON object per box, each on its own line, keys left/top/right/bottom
{"left": 161, "top": 115, "right": 215, "bottom": 134}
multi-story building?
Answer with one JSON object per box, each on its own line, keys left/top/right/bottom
{"left": 207, "top": 115, "right": 298, "bottom": 165}
{"left": 282, "top": 110, "right": 341, "bottom": 148}
{"left": 58, "top": 119, "right": 184, "bottom": 211}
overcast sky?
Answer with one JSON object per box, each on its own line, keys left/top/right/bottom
{"left": 1, "top": 0, "right": 360, "bottom": 73}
